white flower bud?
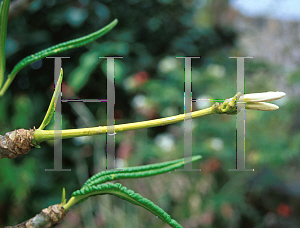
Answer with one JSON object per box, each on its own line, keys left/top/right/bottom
{"left": 244, "top": 102, "right": 279, "bottom": 111}
{"left": 238, "top": 91, "right": 286, "bottom": 103}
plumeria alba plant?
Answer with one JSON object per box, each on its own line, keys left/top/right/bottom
{"left": 0, "top": 0, "right": 286, "bottom": 227}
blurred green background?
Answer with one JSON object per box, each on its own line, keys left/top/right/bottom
{"left": 0, "top": 0, "right": 299, "bottom": 227}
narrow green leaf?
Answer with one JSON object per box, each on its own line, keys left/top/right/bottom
{"left": 83, "top": 155, "right": 202, "bottom": 188}
{"left": 0, "top": 0, "right": 11, "bottom": 89}
{"left": 38, "top": 68, "right": 63, "bottom": 130}
{"left": 61, "top": 187, "right": 66, "bottom": 205}
{"left": 72, "top": 183, "right": 183, "bottom": 228}
{"left": 0, "top": 18, "right": 118, "bottom": 97}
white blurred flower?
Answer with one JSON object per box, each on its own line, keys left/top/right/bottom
{"left": 209, "top": 137, "right": 224, "bottom": 151}
{"left": 132, "top": 94, "right": 147, "bottom": 109}
{"left": 123, "top": 77, "right": 135, "bottom": 90}
{"left": 115, "top": 158, "right": 127, "bottom": 168}
{"left": 154, "top": 133, "right": 175, "bottom": 152}
{"left": 207, "top": 64, "right": 226, "bottom": 78}
{"left": 158, "top": 56, "right": 178, "bottom": 73}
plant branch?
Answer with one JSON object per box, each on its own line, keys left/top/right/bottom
{"left": 0, "top": 93, "right": 241, "bottom": 159}
{"left": 4, "top": 204, "right": 67, "bottom": 228}
{"left": 33, "top": 105, "right": 216, "bottom": 143}
{"left": 34, "top": 92, "right": 243, "bottom": 143}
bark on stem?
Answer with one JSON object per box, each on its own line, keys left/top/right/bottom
{"left": 0, "top": 129, "right": 35, "bottom": 159}
{"left": 4, "top": 204, "right": 68, "bottom": 228}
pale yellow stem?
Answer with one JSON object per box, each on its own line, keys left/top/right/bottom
{"left": 63, "top": 196, "right": 82, "bottom": 211}
{"left": 34, "top": 106, "right": 215, "bottom": 143}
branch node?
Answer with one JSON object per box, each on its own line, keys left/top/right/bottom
{"left": 0, "top": 128, "right": 36, "bottom": 159}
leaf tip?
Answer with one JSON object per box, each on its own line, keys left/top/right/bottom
{"left": 61, "top": 187, "right": 66, "bottom": 205}
{"left": 192, "top": 155, "right": 202, "bottom": 161}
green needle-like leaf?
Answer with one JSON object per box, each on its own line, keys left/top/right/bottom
{"left": 83, "top": 155, "right": 202, "bottom": 188}
{"left": 0, "top": 18, "right": 118, "bottom": 97}
{"left": 0, "top": 0, "right": 11, "bottom": 89}
{"left": 61, "top": 187, "right": 66, "bottom": 205}
{"left": 71, "top": 183, "right": 183, "bottom": 228}
{"left": 63, "top": 156, "right": 202, "bottom": 227}
{"left": 38, "top": 68, "right": 63, "bottom": 130}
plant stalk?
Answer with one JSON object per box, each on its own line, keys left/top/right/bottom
{"left": 63, "top": 196, "right": 81, "bottom": 211}
{"left": 34, "top": 106, "right": 215, "bottom": 143}
{"left": 4, "top": 204, "right": 67, "bottom": 228}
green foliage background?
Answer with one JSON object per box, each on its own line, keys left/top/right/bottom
{"left": 0, "top": 0, "right": 299, "bottom": 227}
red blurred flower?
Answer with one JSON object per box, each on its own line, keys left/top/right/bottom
{"left": 133, "top": 71, "right": 149, "bottom": 86}
{"left": 276, "top": 203, "right": 293, "bottom": 217}
{"left": 201, "top": 158, "right": 221, "bottom": 174}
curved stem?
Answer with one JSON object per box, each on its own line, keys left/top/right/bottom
{"left": 0, "top": 72, "right": 13, "bottom": 96}
{"left": 0, "top": 0, "right": 11, "bottom": 89}
{"left": 63, "top": 196, "right": 82, "bottom": 211}
{"left": 34, "top": 106, "right": 215, "bottom": 143}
